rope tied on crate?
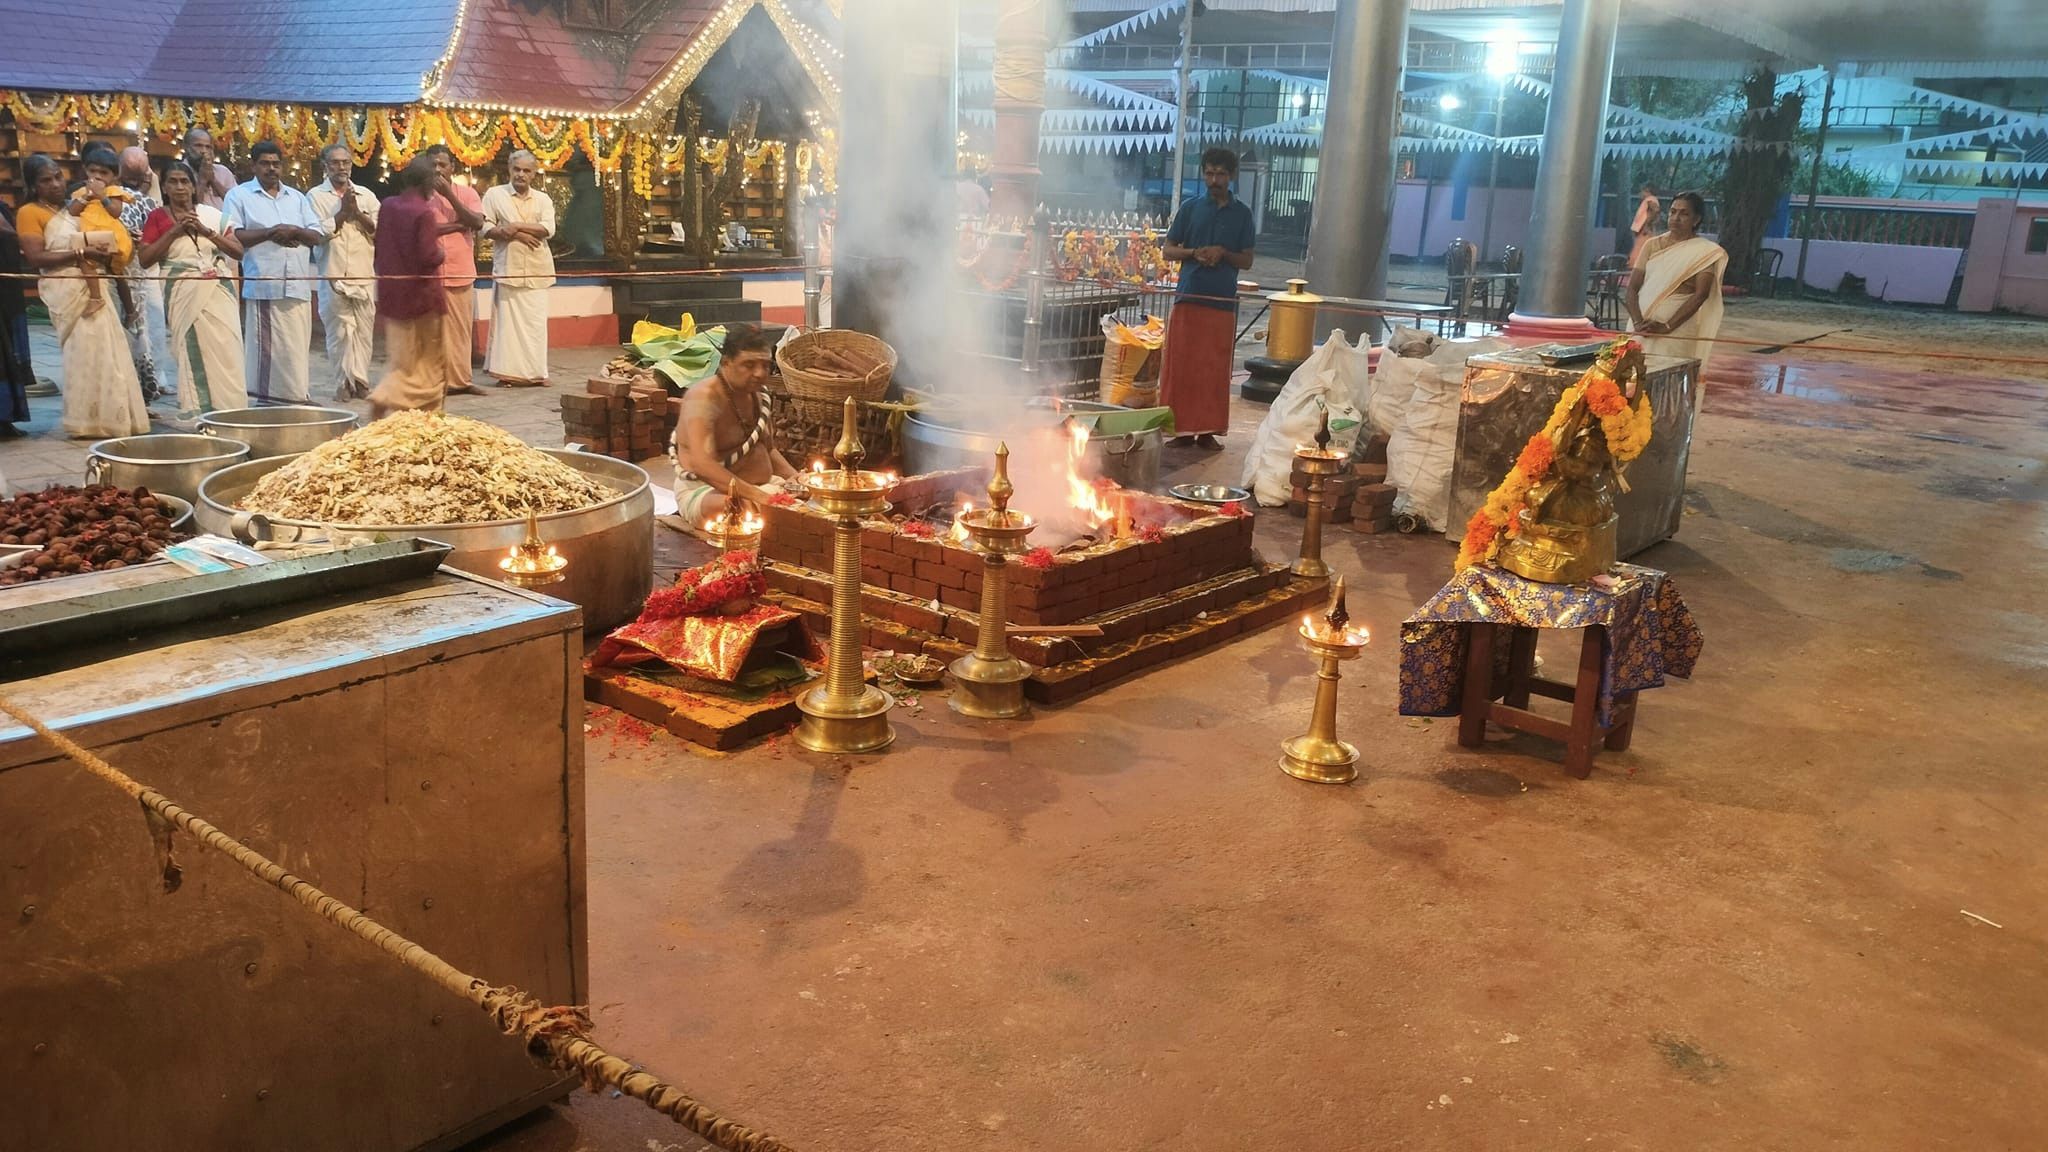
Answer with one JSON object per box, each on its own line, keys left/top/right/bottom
{"left": 0, "top": 693, "right": 799, "bottom": 1152}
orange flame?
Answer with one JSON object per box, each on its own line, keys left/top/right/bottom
{"left": 1062, "top": 421, "right": 1116, "bottom": 528}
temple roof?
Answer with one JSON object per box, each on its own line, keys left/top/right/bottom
{"left": 426, "top": 0, "right": 736, "bottom": 116}
{"left": 0, "top": 0, "right": 461, "bottom": 104}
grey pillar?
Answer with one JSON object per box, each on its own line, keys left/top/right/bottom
{"left": 1513, "top": 0, "right": 1619, "bottom": 328}
{"left": 1305, "top": 0, "right": 1409, "bottom": 343}
{"left": 836, "top": 0, "right": 955, "bottom": 384}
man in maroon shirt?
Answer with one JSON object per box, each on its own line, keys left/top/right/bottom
{"left": 368, "top": 156, "right": 449, "bottom": 419}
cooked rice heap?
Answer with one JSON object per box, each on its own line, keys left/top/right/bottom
{"left": 241, "top": 412, "right": 616, "bottom": 525}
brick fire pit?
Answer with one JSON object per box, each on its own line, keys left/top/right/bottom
{"left": 760, "top": 468, "right": 1330, "bottom": 704}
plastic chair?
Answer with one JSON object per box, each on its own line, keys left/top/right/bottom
{"left": 1443, "top": 239, "right": 1488, "bottom": 330}
{"left": 1751, "top": 248, "right": 1784, "bottom": 298}
{"left": 1495, "top": 246, "right": 1523, "bottom": 320}
{"left": 1590, "top": 254, "right": 1629, "bottom": 328}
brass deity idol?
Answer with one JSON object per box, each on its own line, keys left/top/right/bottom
{"left": 1497, "top": 344, "right": 1645, "bottom": 585}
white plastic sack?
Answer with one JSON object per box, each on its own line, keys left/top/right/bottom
{"left": 1385, "top": 336, "right": 1511, "bottom": 531}
{"left": 1240, "top": 330, "right": 1370, "bottom": 507}
{"left": 1367, "top": 326, "right": 1436, "bottom": 437}
{"left": 1384, "top": 325, "right": 1439, "bottom": 359}
{"left": 1368, "top": 355, "right": 1423, "bottom": 439}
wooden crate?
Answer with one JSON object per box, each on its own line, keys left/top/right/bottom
{"left": 0, "top": 570, "right": 587, "bottom": 1152}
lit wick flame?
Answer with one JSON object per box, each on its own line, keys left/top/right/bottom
{"left": 499, "top": 509, "right": 567, "bottom": 585}
{"left": 1300, "top": 577, "right": 1369, "bottom": 646}
{"left": 810, "top": 459, "right": 825, "bottom": 474}
{"left": 950, "top": 501, "right": 973, "bottom": 543}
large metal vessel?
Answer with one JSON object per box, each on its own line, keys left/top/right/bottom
{"left": 901, "top": 398, "right": 1162, "bottom": 491}
{"left": 198, "top": 405, "right": 359, "bottom": 459}
{"left": 198, "top": 450, "right": 653, "bottom": 631}
{"left": 85, "top": 434, "right": 250, "bottom": 503}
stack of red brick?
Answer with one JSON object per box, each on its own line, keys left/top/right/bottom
{"left": 560, "top": 376, "right": 682, "bottom": 462}
{"left": 1350, "top": 459, "right": 1398, "bottom": 533}
{"left": 1287, "top": 462, "right": 1363, "bottom": 523}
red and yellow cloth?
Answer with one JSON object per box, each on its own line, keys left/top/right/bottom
{"left": 587, "top": 550, "right": 818, "bottom": 683}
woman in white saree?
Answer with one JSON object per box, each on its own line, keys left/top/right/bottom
{"left": 17, "top": 154, "right": 150, "bottom": 439}
{"left": 139, "top": 163, "right": 250, "bottom": 418}
{"left": 1626, "top": 190, "right": 1727, "bottom": 415}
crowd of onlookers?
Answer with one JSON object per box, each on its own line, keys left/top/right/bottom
{"left": 0, "top": 128, "right": 560, "bottom": 440}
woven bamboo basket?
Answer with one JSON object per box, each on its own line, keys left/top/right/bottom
{"left": 776, "top": 329, "right": 897, "bottom": 408}
{"left": 768, "top": 380, "right": 901, "bottom": 467}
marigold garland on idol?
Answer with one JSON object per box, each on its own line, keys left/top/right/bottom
{"left": 1457, "top": 338, "right": 1655, "bottom": 584}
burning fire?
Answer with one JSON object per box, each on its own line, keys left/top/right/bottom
{"left": 951, "top": 501, "right": 973, "bottom": 543}
{"left": 1063, "top": 420, "right": 1116, "bottom": 529}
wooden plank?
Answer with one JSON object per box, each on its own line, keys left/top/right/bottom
{"left": 584, "top": 666, "right": 808, "bottom": 752}
{"left": 1458, "top": 623, "right": 1496, "bottom": 749}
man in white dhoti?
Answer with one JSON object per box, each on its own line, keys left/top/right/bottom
{"left": 481, "top": 150, "right": 556, "bottom": 387}
{"left": 223, "top": 140, "right": 325, "bottom": 404}
{"left": 310, "top": 144, "right": 379, "bottom": 401}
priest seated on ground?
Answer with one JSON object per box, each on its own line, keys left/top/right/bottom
{"left": 671, "top": 324, "right": 803, "bottom": 524}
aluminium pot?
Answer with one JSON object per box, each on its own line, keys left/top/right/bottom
{"left": 901, "top": 399, "right": 1162, "bottom": 492}
{"left": 85, "top": 434, "right": 251, "bottom": 504}
{"left": 198, "top": 405, "right": 360, "bottom": 459}
{"left": 198, "top": 450, "right": 653, "bottom": 632}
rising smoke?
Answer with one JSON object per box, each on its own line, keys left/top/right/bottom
{"left": 831, "top": 0, "right": 1138, "bottom": 542}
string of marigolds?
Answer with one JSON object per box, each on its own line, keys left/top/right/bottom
{"left": 1456, "top": 337, "right": 1655, "bottom": 571}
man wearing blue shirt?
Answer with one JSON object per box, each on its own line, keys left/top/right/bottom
{"left": 223, "top": 140, "right": 325, "bottom": 403}
{"left": 1159, "top": 147, "right": 1255, "bottom": 448}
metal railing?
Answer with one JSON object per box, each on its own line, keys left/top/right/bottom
{"left": 1788, "top": 202, "right": 1976, "bottom": 249}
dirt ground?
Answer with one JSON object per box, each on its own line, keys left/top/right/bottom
{"left": 464, "top": 336, "right": 2048, "bottom": 1151}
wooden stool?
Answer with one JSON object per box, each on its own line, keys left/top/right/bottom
{"left": 1457, "top": 623, "right": 1638, "bottom": 778}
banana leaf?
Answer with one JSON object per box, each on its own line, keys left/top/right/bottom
{"left": 1063, "top": 406, "right": 1177, "bottom": 438}
{"left": 630, "top": 313, "right": 727, "bottom": 391}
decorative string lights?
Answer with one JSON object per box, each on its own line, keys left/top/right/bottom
{"left": 0, "top": 1, "right": 845, "bottom": 177}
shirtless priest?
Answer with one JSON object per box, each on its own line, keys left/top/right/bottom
{"left": 673, "top": 324, "right": 801, "bottom": 522}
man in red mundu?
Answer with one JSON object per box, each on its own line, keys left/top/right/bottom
{"left": 1158, "top": 147, "right": 1256, "bottom": 448}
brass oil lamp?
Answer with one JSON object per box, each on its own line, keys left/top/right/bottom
{"left": 498, "top": 509, "right": 567, "bottom": 588}
{"left": 792, "top": 395, "right": 895, "bottom": 754}
{"left": 1280, "top": 577, "right": 1371, "bottom": 784}
{"left": 948, "top": 443, "right": 1037, "bottom": 719}
{"left": 702, "top": 479, "right": 764, "bottom": 552}
{"left": 1291, "top": 409, "right": 1345, "bottom": 579}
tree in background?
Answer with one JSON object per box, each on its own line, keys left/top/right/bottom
{"left": 1718, "top": 69, "right": 1804, "bottom": 285}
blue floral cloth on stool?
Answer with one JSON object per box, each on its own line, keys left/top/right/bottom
{"left": 1398, "top": 563, "right": 1703, "bottom": 725}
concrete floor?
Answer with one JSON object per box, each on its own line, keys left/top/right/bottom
{"left": 7, "top": 315, "right": 2045, "bottom": 1150}
{"left": 474, "top": 346, "right": 2046, "bottom": 1150}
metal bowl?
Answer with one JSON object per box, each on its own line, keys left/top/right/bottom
{"left": 198, "top": 405, "right": 359, "bottom": 459}
{"left": 155, "top": 493, "right": 195, "bottom": 533}
{"left": 85, "top": 434, "right": 251, "bottom": 504}
{"left": 902, "top": 398, "right": 1163, "bottom": 493}
{"left": 197, "top": 450, "right": 654, "bottom": 632}
{"left": 1169, "top": 483, "right": 1251, "bottom": 505}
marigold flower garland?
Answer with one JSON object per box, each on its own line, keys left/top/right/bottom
{"left": 1455, "top": 339, "right": 1653, "bottom": 572}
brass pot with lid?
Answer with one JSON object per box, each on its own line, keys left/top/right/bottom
{"left": 1264, "top": 278, "right": 1324, "bottom": 363}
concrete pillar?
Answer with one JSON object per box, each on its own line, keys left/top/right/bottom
{"left": 1304, "top": 0, "right": 1409, "bottom": 344}
{"left": 835, "top": 0, "right": 956, "bottom": 373}
{"left": 1505, "top": 0, "right": 1619, "bottom": 341}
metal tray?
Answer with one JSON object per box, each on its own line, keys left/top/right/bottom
{"left": 1169, "top": 483, "right": 1251, "bottom": 505}
{"left": 0, "top": 538, "right": 453, "bottom": 664}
